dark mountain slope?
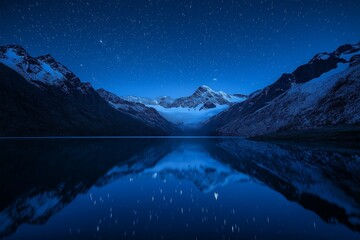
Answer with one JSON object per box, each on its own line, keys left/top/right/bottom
{"left": 97, "top": 88, "right": 179, "bottom": 134}
{"left": 0, "top": 63, "right": 165, "bottom": 136}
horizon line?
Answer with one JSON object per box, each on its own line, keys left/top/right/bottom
{"left": 0, "top": 136, "right": 246, "bottom": 140}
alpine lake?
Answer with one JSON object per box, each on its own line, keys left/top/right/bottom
{"left": 1, "top": 137, "right": 360, "bottom": 240}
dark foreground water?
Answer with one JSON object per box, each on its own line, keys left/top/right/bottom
{"left": 0, "top": 138, "right": 360, "bottom": 240}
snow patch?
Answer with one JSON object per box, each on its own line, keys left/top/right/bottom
{"left": 340, "top": 51, "right": 360, "bottom": 62}
{"left": 317, "top": 53, "right": 331, "bottom": 60}
{"left": 149, "top": 104, "right": 229, "bottom": 128}
{"left": 122, "top": 96, "right": 159, "bottom": 105}
{"left": 279, "top": 62, "right": 351, "bottom": 119}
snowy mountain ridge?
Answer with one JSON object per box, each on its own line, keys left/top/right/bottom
{"left": 0, "top": 45, "right": 93, "bottom": 95}
{"left": 124, "top": 85, "right": 246, "bottom": 109}
{"left": 204, "top": 42, "right": 360, "bottom": 137}
{"left": 123, "top": 85, "right": 248, "bottom": 129}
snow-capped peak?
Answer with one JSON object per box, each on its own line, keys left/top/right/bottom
{"left": 1, "top": 44, "right": 28, "bottom": 57}
{"left": 173, "top": 85, "right": 247, "bottom": 109}
{"left": 0, "top": 45, "right": 94, "bottom": 95}
{"left": 0, "top": 45, "right": 65, "bottom": 84}
{"left": 198, "top": 84, "right": 213, "bottom": 91}
{"left": 314, "top": 52, "right": 331, "bottom": 60}
{"left": 36, "top": 54, "right": 56, "bottom": 62}
{"left": 120, "top": 85, "right": 248, "bottom": 129}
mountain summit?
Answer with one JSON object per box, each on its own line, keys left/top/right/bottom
{"left": 0, "top": 45, "right": 93, "bottom": 94}
{"left": 169, "top": 85, "right": 244, "bottom": 109}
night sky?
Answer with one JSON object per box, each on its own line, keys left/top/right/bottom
{"left": 0, "top": 0, "right": 359, "bottom": 98}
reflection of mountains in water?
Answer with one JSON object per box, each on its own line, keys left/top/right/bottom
{"left": 213, "top": 140, "right": 360, "bottom": 232}
{"left": 0, "top": 138, "right": 170, "bottom": 238}
{"left": 0, "top": 138, "right": 360, "bottom": 238}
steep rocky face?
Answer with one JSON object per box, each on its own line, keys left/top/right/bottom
{"left": 0, "top": 45, "right": 171, "bottom": 136}
{"left": 156, "top": 96, "right": 175, "bottom": 107}
{"left": 200, "top": 102, "right": 217, "bottom": 110}
{"left": 97, "top": 88, "right": 179, "bottom": 134}
{"left": 204, "top": 42, "right": 360, "bottom": 137}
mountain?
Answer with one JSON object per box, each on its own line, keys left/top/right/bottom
{"left": 125, "top": 85, "right": 246, "bottom": 109}
{"left": 203, "top": 42, "right": 360, "bottom": 138}
{"left": 97, "top": 88, "right": 179, "bottom": 134}
{"left": 168, "top": 85, "right": 245, "bottom": 108}
{"left": 0, "top": 45, "right": 172, "bottom": 136}
{"left": 124, "top": 85, "right": 247, "bottom": 129}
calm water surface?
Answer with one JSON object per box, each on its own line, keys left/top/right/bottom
{"left": 0, "top": 138, "right": 359, "bottom": 239}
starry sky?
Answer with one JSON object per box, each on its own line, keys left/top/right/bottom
{"left": 0, "top": 0, "right": 359, "bottom": 98}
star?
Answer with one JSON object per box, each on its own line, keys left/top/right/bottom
{"left": 214, "top": 192, "right": 219, "bottom": 200}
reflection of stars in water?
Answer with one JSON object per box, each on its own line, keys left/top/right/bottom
{"left": 83, "top": 175, "right": 268, "bottom": 238}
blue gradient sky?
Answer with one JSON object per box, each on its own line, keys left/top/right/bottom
{"left": 0, "top": 0, "right": 359, "bottom": 98}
